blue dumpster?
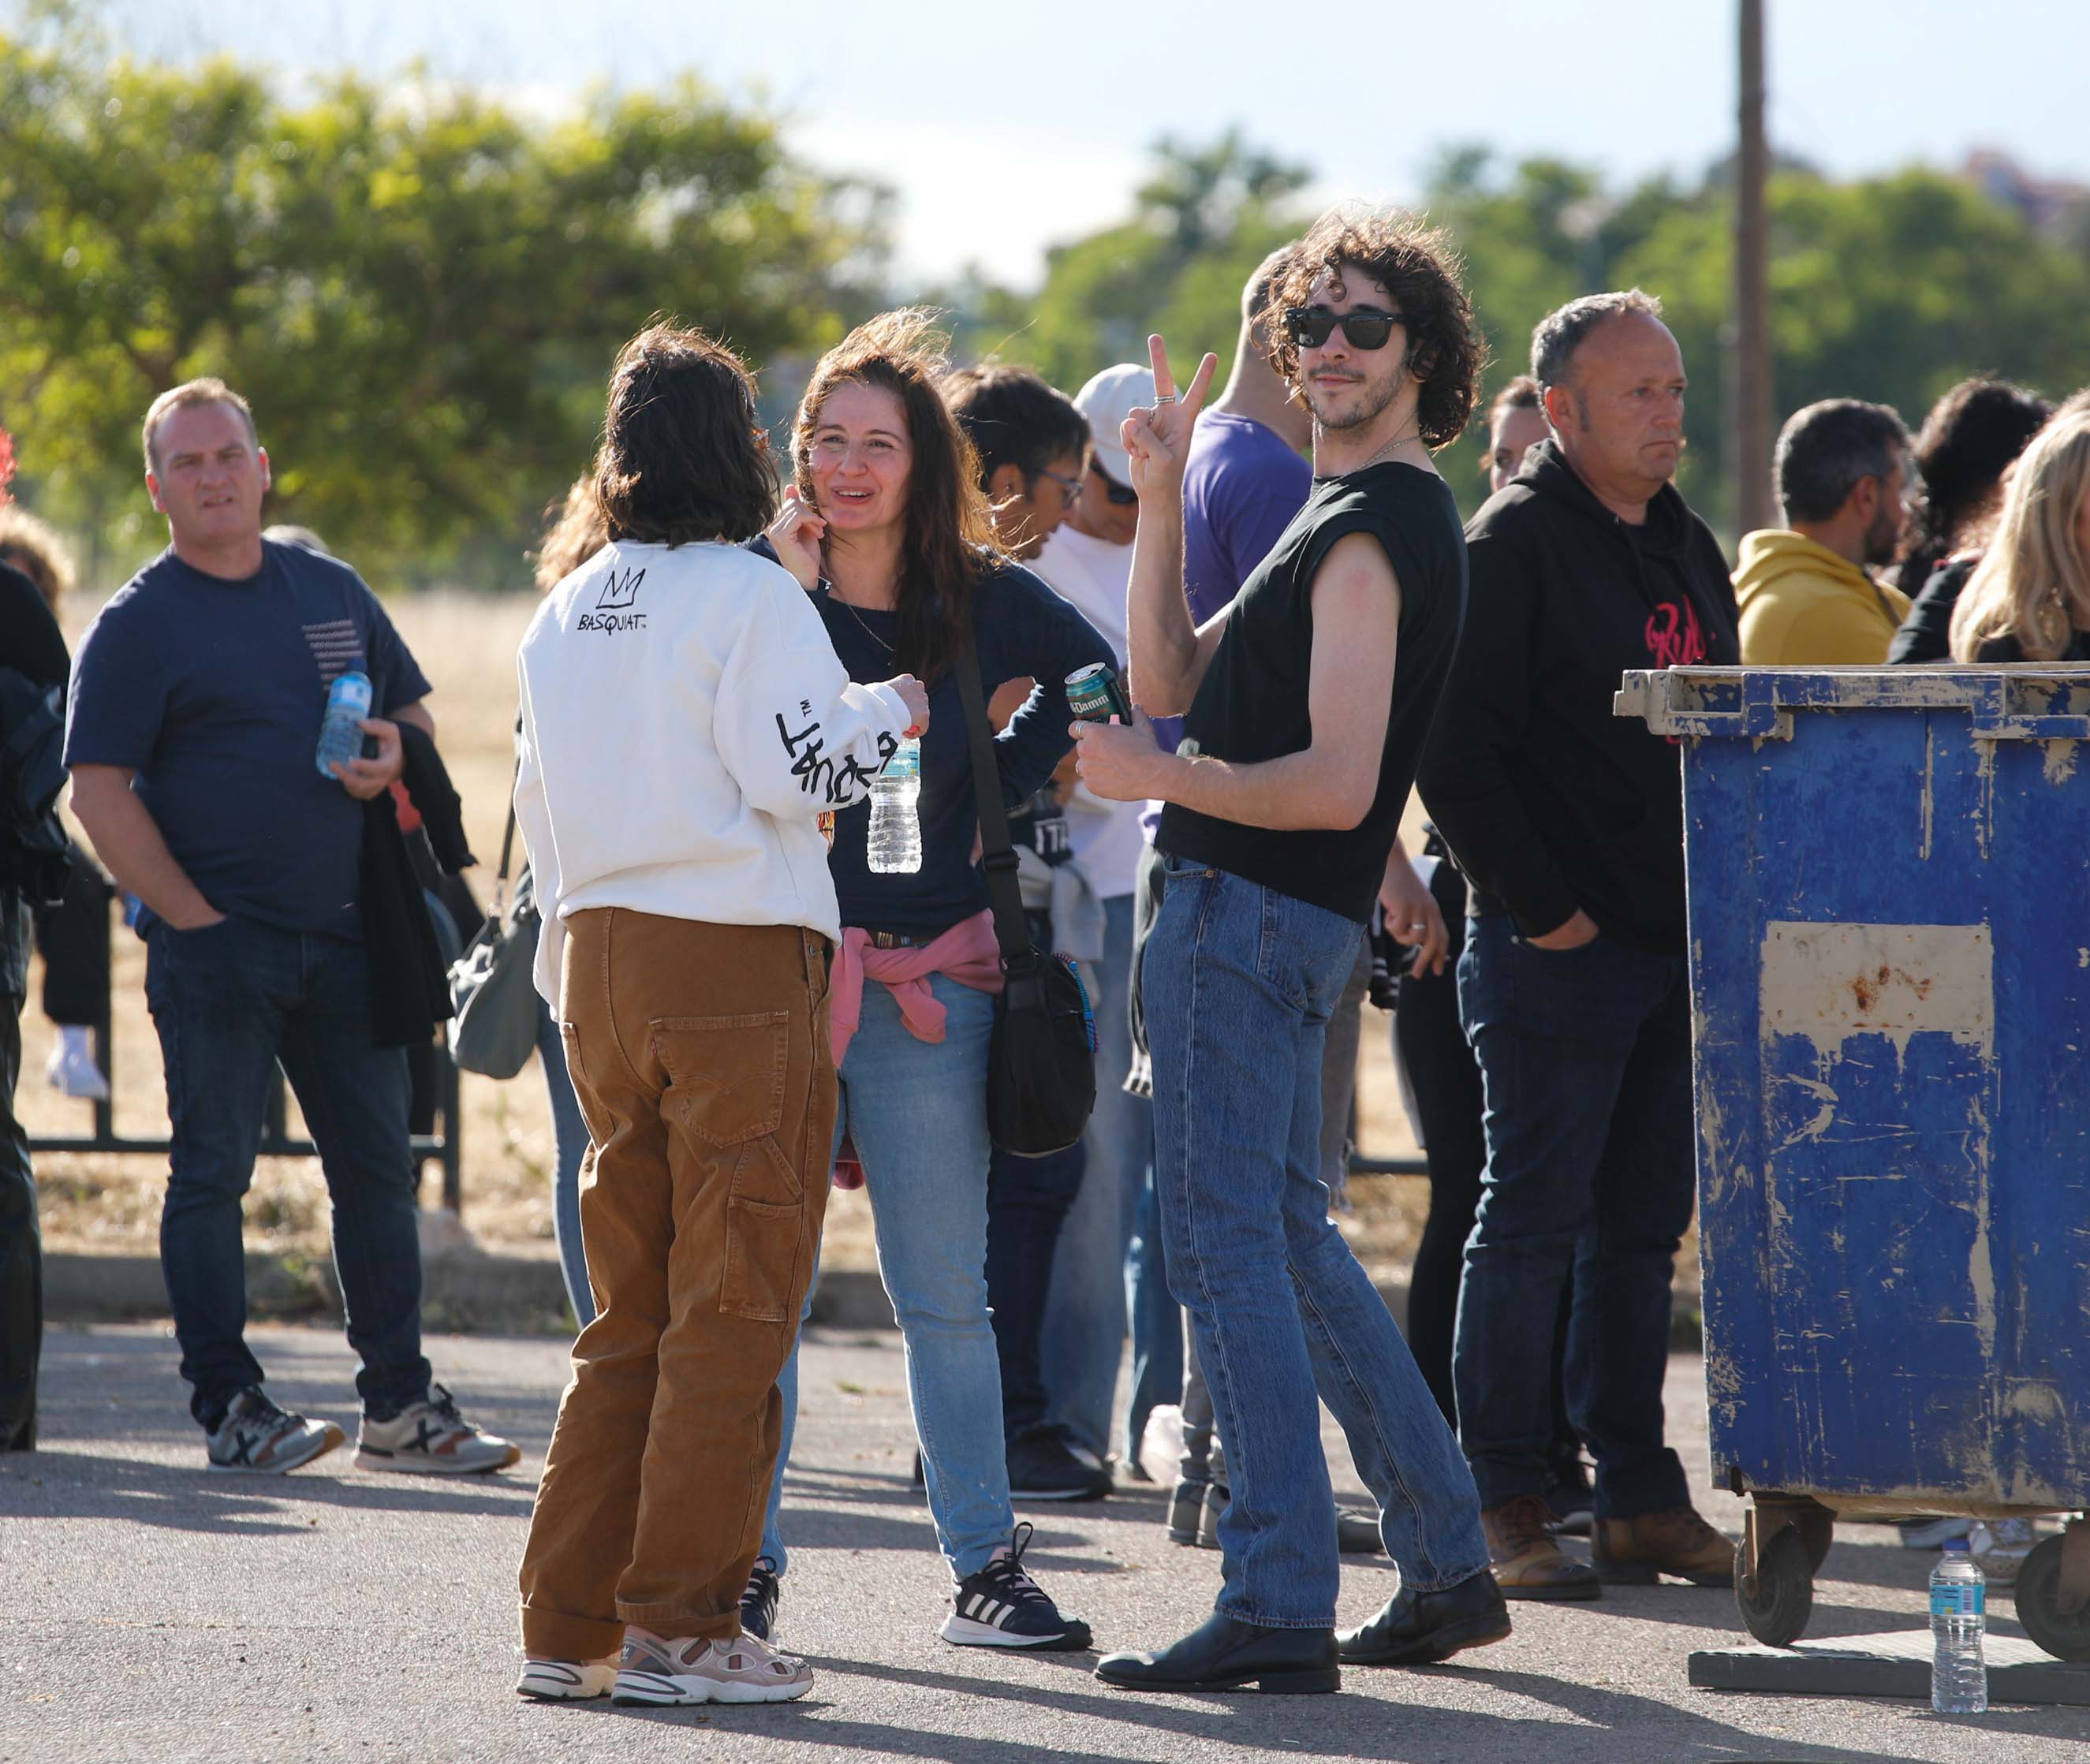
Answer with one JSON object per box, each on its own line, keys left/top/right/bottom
{"left": 1614, "top": 666, "right": 2090, "bottom": 1659}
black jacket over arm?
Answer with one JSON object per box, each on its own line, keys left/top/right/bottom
{"left": 357, "top": 723, "right": 474, "bottom": 1050}
{"left": 1416, "top": 439, "right": 1737, "bottom": 953}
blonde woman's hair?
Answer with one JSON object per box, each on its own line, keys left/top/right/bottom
{"left": 0, "top": 505, "right": 78, "bottom": 610}
{"left": 1949, "top": 411, "right": 2090, "bottom": 662}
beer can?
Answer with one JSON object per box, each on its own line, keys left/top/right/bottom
{"left": 1066, "top": 662, "right": 1131, "bottom": 724}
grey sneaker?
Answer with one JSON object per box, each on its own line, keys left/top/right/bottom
{"left": 612, "top": 1630, "right": 812, "bottom": 1706}
{"left": 355, "top": 1384, "right": 521, "bottom": 1475}
{"left": 515, "top": 1656, "right": 618, "bottom": 1700}
{"left": 205, "top": 1386, "right": 345, "bottom": 1475}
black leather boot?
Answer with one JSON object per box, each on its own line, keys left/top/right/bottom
{"left": 1096, "top": 1610, "right": 1339, "bottom": 1694}
{"left": 1336, "top": 1569, "right": 1512, "bottom": 1666}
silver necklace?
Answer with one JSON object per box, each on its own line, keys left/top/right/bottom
{"left": 828, "top": 585, "right": 895, "bottom": 656}
{"left": 1331, "top": 420, "right": 1423, "bottom": 477}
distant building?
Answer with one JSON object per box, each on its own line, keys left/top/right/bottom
{"left": 1961, "top": 149, "right": 2090, "bottom": 240}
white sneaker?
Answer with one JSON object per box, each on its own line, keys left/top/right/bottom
{"left": 516, "top": 1656, "right": 618, "bottom": 1700}
{"left": 355, "top": 1384, "right": 521, "bottom": 1475}
{"left": 612, "top": 1631, "right": 812, "bottom": 1706}
{"left": 1899, "top": 1516, "right": 1966, "bottom": 1550}
{"left": 44, "top": 1035, "right": 110, "bottom": 1102}
{"left": 204, "top": 1386, "right": 345, "bottom": 1475}
{"left": 1969, "top": 1517, "right": 2037, "bottom": 1583}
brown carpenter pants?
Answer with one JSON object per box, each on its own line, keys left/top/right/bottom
{"left": 517, "top": 908, "right": 833, "bottom": 1659}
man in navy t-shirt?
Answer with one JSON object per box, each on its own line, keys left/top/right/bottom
{"left": 65, "top": 378, "right": 517, "bottom": 1478}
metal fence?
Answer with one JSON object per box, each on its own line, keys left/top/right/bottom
{"left": 26, "top": 914, "right": 464, "bottom": 1211}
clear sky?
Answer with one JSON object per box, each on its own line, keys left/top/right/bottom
{"left": 88, "top": 0, "right": 2090, "bottom": 286}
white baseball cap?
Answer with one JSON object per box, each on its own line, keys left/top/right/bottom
{"left": 1073, "top": 362, "right": 1155, "bottom": 489}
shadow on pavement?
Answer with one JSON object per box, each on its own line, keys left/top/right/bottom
{"left": 786, "top": 1653, "right": 1935, "bottom": 1764}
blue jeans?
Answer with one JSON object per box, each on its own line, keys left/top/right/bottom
{"left": 1039, "top": 893, "right": 1151, "bottom": 1458}
{"left": 1454, "top": 913, "right": 1693, "bottom": 1518}
{"left": 1148, "top": 860, "right": 1488, "bottom": 1626}
{"left": 763, "top": 972, "right": 1012, "bottom": 1579}
{"left": 535, "top": 993, "right": 593, "bottom": 1328}
{"left": 144, "top": 915, "right": 431, "bottom": 1429}
{"left": 1123, "top": 1163, "right": 1181, "bottom": 1463}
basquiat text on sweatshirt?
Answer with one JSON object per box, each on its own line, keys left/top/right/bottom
{"left": 515, "top": 539, "right": 911, "bottom": 1000}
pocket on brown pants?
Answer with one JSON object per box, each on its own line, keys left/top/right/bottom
{"left": 651, "top": 1013, "right": 807, "bottom": 1323}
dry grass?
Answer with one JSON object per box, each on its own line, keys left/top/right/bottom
{"left": 24, "top": 587, "right": 1427, "bottom": 1274}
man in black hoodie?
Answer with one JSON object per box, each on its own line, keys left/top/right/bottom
{"left": 1418, "top": 290, "right": 1739, "bottom": 1601}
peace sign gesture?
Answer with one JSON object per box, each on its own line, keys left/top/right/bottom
{"left": 1119, "top": 333, "right": 1219, "bottom": 500}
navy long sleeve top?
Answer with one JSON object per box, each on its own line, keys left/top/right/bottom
{"left": 812, "top": 558, "right": 1110, "bottom": 938}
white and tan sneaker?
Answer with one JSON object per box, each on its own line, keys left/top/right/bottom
{"left": 204, "top": 1386, "right": 344, "bottom": 1475}
{"left": 355, "top": 1384, "right": 521, "bottom": 1475}
{"left": 515, "top": 1656, "right": 618, "bottom": 1700}
{"left": 611, "top": 1629, "right": 813, "bottom": 1706}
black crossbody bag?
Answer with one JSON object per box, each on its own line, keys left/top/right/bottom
{"left": 952, "top": 633, "right": 1098, "bottom": 1156}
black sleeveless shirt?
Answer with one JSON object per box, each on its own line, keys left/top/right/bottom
{"left": 1156, "top": 461, "right": 1467, "bottom": 923}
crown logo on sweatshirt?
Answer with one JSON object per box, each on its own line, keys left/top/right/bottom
{"left": 596, "top": 567, "right": 644, "bottom": 610}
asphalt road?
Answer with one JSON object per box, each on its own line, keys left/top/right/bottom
{"left": 1, "top": 1323, "right": 2078, "bottom": 1764}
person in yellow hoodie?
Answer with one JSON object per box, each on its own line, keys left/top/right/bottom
{"left": 1735, "top": 399, "right": 1914, "bottom": 663}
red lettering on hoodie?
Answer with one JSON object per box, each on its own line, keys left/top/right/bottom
{"left": 1644, "top": 599, "right": 1707, "bottom": 670}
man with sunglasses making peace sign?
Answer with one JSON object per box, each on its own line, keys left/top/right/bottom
{"left": 1071, "top": 207, "right": 1506, "bottom": 1695}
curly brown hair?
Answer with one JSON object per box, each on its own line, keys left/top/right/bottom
{"left": 1265, "top": 208, "right": 1484, "bottom": 450}
{"left": 592, "top": 322, "right": 776, "bottom": 548}
{"left": 0, "top": 505, "right": 78, "bottom": 611}
{"left": 530, "top": 476, "right": 609, "bottom": 594}
{"left": 791, "top": 308, "right": 1001, "bottom": 681}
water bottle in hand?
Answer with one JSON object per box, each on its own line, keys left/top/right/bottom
{"left": 1931, "top": 1542, "right": 1987, "bottom": 1714}
{"left": 867, "top": 735, "right": 922, "bottom": 875}
{"left": 315, "top": 670, "right": 373, "bottom": 781}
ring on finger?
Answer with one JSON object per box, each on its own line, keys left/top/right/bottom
{"left": 1155, "top": 393, "right": 1178, "bottom": 405}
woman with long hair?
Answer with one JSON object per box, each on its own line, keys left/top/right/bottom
{"left": 521, "top": 477, "right": 608, "bottom": 1329}
{"left": 1888, "top": 379, "right": 2052, "bottom": 662}
{"left": 511, "top": 322, "right": 924, "bottom": 1707}
{"left": 1948, "top": 409, "right": 2090, "bottom": 662}
{"left": 752, "top": 309, "right": 1111, "bottom": 1653}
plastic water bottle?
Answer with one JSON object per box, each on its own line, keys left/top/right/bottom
{"left": 1931, "top": 1542, "right": 1987, "bottom": 1714}
{"left": 867, "top": 735, "right": 922, "bottom": 874}
{"left": 315, "top": 669, "right": 373, "bottom": 779}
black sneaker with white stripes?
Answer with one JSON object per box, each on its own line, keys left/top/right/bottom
{"left": 941, "top": 1522, "right": 1092, "bottom": 1650}
{"left": 740, "top": 1558, "right": 780, "bottom": 1642}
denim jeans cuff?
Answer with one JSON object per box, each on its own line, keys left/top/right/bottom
{"left": 1595, "top": 1460, "right": 1693, "bottom": 1522}
{"left": 1470, "top": 1468, "right": 1554, "bottom": 1512}
{"left": 1396, "top": 1558, "right": 1495, "bottom": 1597}
{"left": 1215, "top": 1602, "right": 1336, "bottom": 1631}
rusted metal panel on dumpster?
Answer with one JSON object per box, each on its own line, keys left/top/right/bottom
{"left": 1626, "top": 667, "right": 2090, "bottom": 1516}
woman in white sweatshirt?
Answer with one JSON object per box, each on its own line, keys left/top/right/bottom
{"left": 509, "top": 323, "right": 927, "bottom": 1711}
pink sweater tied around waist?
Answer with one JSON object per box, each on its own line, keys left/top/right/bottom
{"left": 827, "top": 908, "right": 1005, "bottom": 1069}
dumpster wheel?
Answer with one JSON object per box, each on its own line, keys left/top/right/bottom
{"left": 2015, "top": 1534, "right": 2090, "bottom": 1663}
{"left": 1736, "top": 1526, "right": 1812, "bottom": 1647}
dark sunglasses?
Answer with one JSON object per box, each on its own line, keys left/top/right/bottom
{"left": 1284, "top": 305, "right": 1406, "bottom": 351}
{"left": 1090, "top": 464, "right": 1138, "bottom": 505}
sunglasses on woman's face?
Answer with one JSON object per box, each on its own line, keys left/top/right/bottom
{"left": 1090, "top": 464, "right": 1138, "bottom": 506}
{"left": 1284, "top": 305, "right": 1406, "bottom": 352}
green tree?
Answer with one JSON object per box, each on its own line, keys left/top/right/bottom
{"left": 941, "top": 132, "right": 1310, "bottom": 395}
{"left": 0, "top": 14, "right": 890, "bottom": 584}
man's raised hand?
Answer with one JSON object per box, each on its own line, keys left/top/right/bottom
{"left": 1119, "top": 334, "right": 1219, "bottom": 499}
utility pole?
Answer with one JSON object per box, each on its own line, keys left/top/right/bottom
{"left": 1731, "top": 0, "right": 1774, "bottom": 536}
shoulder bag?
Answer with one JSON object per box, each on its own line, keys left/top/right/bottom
{"left": 953, "top": 635, "right": 1097, "bottom": 1155}
{"left": 447, "top": 781, "right": 542, "bottom": 1080}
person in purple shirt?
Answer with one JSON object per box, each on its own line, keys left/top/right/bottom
{"left": 1127, "top": 248, "right": 1312, "bottom": 1530}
